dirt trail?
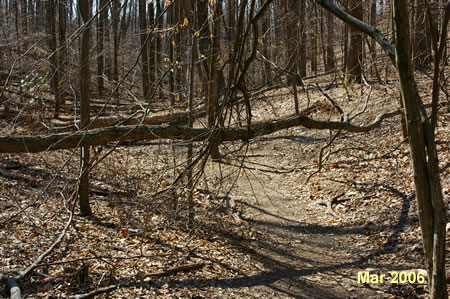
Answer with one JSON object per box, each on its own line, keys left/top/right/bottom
{"left": 205, "top": 132, "right": 408, "bottom": 298}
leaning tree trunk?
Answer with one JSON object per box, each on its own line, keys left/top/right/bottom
{"left": 392, "top": 0, "right": 447, "bottom": 297}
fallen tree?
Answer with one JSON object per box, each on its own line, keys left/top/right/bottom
{"left": 0, "top": 105, "right": 426, "bottom": 153}
{"left": 48, "top": 107, "right": 207, "bottom": 132}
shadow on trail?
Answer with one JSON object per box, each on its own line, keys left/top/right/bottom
{"left": 114, "top": 224, "right": 385, "bottom": 298}
{"left": 114, "top": 182, "right": 416, "bottom": 298}
{"left": 175, "top": 182, "right": 415, "bottom": 297}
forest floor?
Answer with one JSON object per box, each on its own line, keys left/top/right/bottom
{"left": 0, "top": 73, "right": 449, "bottom": 298}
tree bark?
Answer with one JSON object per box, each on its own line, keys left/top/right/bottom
{"left": 48, "top": 0, "right": 60, "bottom": 118}
{"left": 369, "top": 0, "right": 377, "bottom": 77}
{"left": 96, "top": 0, "right": 107, "bottom": 94}
{"left": 326, "top": 7, "right": 336, "bottom": 71}
{"left": 311, "top": 5, "right": 318, "bottom": 74}
{"left": 78, "top": 0, "right": 93, "bottom": 216}
{"left": 112, "top": 0, "right": 120, "bottom": 82}
{"left": 148, "top": 0, "right": 156, "bottom": 84}
{"left": 0, "top": 106, "right": 420, "bottom": 153}
{"left": 20, "top": 0, "right": 27, "bottom": 49}
{"left": 413, "top": 0, "right": 432, "bottom": 68}
{"left": 139, "top": 0, "right": 150, "bottom": 100}
{"left": 259, "top": 0, "right": 271, "bottom": 82}
{"left": 345, "top": 0, "right": 363, "bottom": 83}
{"left": 58, "top": 0, "right": 67, "bottom": 111}
{"left": 297, "top": 0, "right": 307, "bottom": 78}
{"left": 285, "top": 0, "right": 300, "bottom": 113}
{"left": 393, "top": 0, "right": 446, "bottom": 296}
{"left": 168, "top": 2, "right": 175, "bottom": 105}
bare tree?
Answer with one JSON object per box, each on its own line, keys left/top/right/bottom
{"left": 393, "top": 0, "right": 447, "bottom": 296}
{"left": 314, "top": 0, "right": 448, "bottom": 295}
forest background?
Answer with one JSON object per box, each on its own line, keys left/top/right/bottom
{"left": 0, "top": 0, "right": 448, "bottom": 298}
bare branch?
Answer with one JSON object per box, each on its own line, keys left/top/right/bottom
{"left": 17, "top": 192, "right": 76, "bottom": 280}
{"left": 315, "top": 0, "right": 396, "bottom": 63}
{"left": 69, "top": 285, "right": 118, "bottom": 299}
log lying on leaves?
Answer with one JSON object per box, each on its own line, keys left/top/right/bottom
{"left": 0, "top": 108, "right": 404, "bottom": 153}
{"left": 49, "top": 108, "right": 207, "bottom": 132}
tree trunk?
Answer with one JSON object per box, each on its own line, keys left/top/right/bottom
{"left": 14, "top": 1, "right": 19, "bottom": 52}
{"left": 174, "top": 0, "right": 183, "bottom": 98}
{"left": 168, "top": 2, "right": 175, "bottom": 105}
{"left": 78, "top": 0, "right": 93, "bottom": 217}
{"left": 20, "top": 0, "right": 27, "bottom": 48}
{"left": 209, "top": 0, "right": 222, "bottom": 159}
{"left": 227, "top": 0, "right": 237, "bottom": 43}
{"left": 187, "top": 34, "right": 196, "bottom": 222}
{"left": 311, "top": 5, "right": 319, "bottom": 74}
{"left": 345, "top": 0, "right": 363, "bottom": 83}
{"left": 369, "top": 0, "right": 377, "bottom": 77}
{"left": 139, "top": 0, "right": 150, "bottom": 100}
{"left": 148, "top": 0, "right": 155, "bottom": 84}
{"left": 326, "top": 7, "right": 336, "bottom": 70}
{"left": 285, "top": 0, "right": 300, "bottom": 113}
{"left": 58, "top": 0, "right": 67, "bottom": 112}
{"left": 0, "top": 105, "right": 423, "bottom": 154}
{"left": 412, "top": 0, "right": 432, "bottom": 68}
{"left": 393, "top": 0, "right": 447, "bottom": 296}
{"left": 29, "top": 0, "right": 34, "bottom": 31}
{"left": 196, "top": 0, "right": 211, "bottom": 90}
{"left": 259, "top": 0, "right": 271, "bottom": 83}
{"left": 104, "top": 1, "right": 112, "bottom": 80}
{"left": 96, "top": 0, "right": 107, "bottom": 94}
{"left": 112, "top": 0, "right": 120, "bottom": 82}
{"left": 48, "top": 0, "right": 60, "bottom": 118}
{"left": 155, "top": 0, "right": 163, "bottom": 98}
{"left": 297, "top": 0, "right": 307, "bottom": 78}
{"left": 118, "top": 0, "right": 130, "bottom": 45}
